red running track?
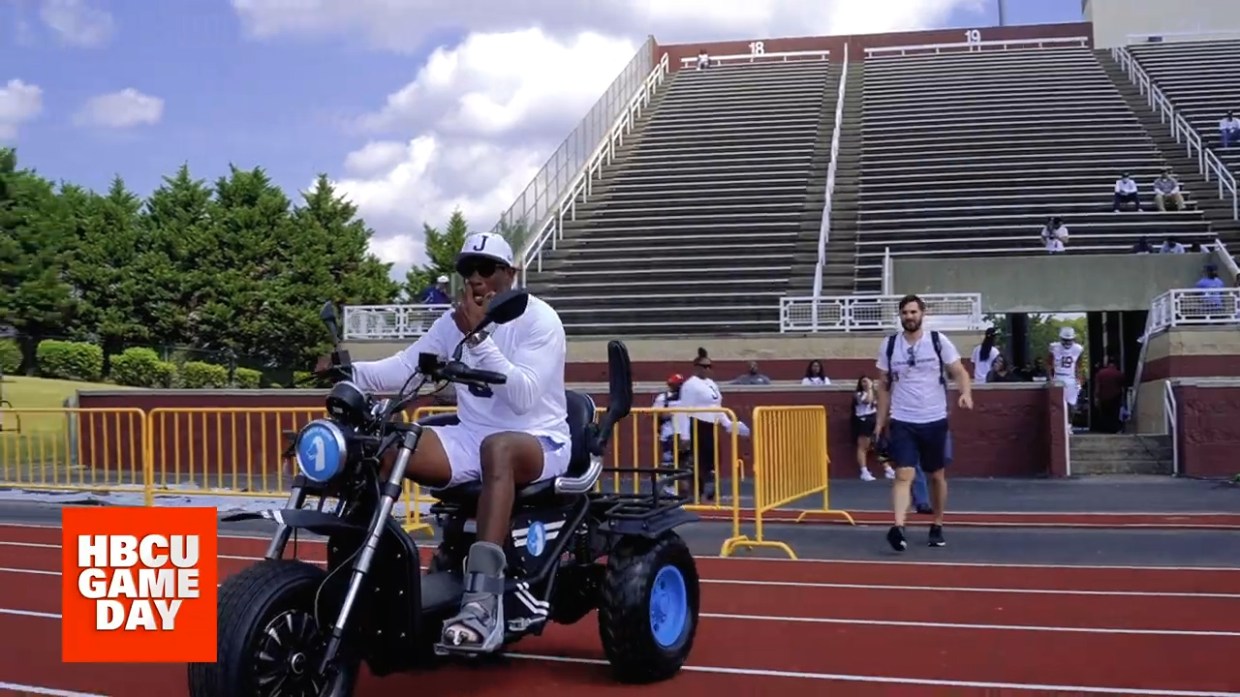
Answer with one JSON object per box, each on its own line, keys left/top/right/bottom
{"left": 0, "top": 523, "right": 1237, "bottom": 696}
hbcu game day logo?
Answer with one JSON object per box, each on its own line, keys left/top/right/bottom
{"left": 61, "top": 507, "right": 219, "bottom": 663}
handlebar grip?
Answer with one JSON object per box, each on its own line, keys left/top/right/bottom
{"left": 442, "top": 362, "right": 507, "bottom": 386}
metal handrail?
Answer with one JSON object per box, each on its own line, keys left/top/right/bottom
{"left": 1163, "top": 380, "right": 1180, "bottom": 476}
{"left": 1112, "top": 45, "right": 1239, "bottom": 219}
{"left": 809, "top": 43, "right": 848, "bottom": 328}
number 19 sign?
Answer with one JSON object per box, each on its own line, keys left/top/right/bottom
{"left": 61, "top": 507, "right": 219, "bottom": 662}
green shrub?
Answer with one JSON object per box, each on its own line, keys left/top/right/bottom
{"left": 36, "top": 340, "right": 104, "bottom": 382}
{"left": 110, "top": 347, "right": 178, "bottom": 388}
{"left": 292, "top": 370, "right": 319, "bottom": 388}
{"left": 234, "top": 367, "right": 262, "bottom": 389}
{"left": 0, "top": 339, "right": 21, "bottom": 375}
{"left": 180, "top": 361, "right": 229, "bottom": 389}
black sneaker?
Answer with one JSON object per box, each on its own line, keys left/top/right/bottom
{"left": 928, "top": 524, "right": 946, "bottom": 547}
{"left": 886, "top": 525, "right": 907, "bottom": 552}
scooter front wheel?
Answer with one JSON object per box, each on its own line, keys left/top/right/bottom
{"left": 188, "top": 559, "right": 359, "bottom": 697}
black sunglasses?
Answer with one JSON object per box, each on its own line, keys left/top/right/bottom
{"left": 456, "top": 256, "right": 506, "bottom": 278}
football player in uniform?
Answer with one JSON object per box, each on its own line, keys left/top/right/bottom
{"left": 1048, "top": 326, "right": 1086, "bottom": 410}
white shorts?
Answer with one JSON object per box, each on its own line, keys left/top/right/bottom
{"left": 1059, "top": 379, "right": 1080, "bottom": 407}
{"left": 424, "top": 425, "right": 572, "bottom": 489}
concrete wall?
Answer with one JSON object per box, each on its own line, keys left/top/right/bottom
{"left": 892, "top": 253, "right": 1214, "bottom": 313}
{"left": 1085, "top": 0, "right": 1240, "bottom": 48}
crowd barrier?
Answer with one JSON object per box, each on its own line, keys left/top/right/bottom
{"left": 721, "top": 405, "right": 853, "bottom": 560}
{"left": 0, "top": 405, "right": 842, "bottom": 555}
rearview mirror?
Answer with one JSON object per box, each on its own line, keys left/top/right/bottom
{"left": 320, "top": 301, "right": 340, "bottom": 341}
{"left": 480, "top": 289, "right": 529, "bottom": 329}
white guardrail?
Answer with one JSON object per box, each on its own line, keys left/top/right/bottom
{"left": 811, "top": 43, "right": 848, "bottom": 303}
{"left": 343, "top": 304, "right": 449, "bottom": 340}
{"left": 780, "top": 293, "right": 984, "bottom": 333}
{"left": 495, "top": 39, "right": 668, "bottom": 286}
{"left": 678, "top": 47, "right": 831, "bottom": 68}
{"left": 1148, "top": 287, "right": 1240, "bottom": 335}
{"left": 864, "top": 34, "right": 1089, "bottom": 58}
{"left": 1112, "top": 45, "right": 1239, "bottom": 220}
{"left": 1163, "top": 380, "right": 1180, "bottom": 476}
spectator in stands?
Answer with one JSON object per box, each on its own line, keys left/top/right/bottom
{"left": 1040, "top": 217, "right": 1069, "bottom": 253}
{"left": 1025, "top": 357, "right": 1049, "bottom": 382}
{"left": 802, "top": 360, "right": 830, "bottom": 385}
{"left": 1092, "top": 356, "right": 1125, "bottom": 434}
{"left": 1152, "top": 169, "right": 1185, "bottom": 212}
{"left": 1113, "top": 173, "right": 1141, "bottom": 212}
{"left": 732, "top": 361, "right": 771, "bottom": 385}
{"left": 696, "top": 50, "right": 711, "bottom": 70}
{"left": 1159, "top": 236, "right": 1186, "bottom": 254}
{"left": 1133, "top": 236, "right": 1153, "bottom": 254}
{"left": 420, "top": 274, "right": 452, "bottom": 304}
{"left": 1195, "top": 263, "right": 1226, "bottom": 315}
{"left": 1221, "top": 110, "right": 1240, "bottom": 149}
{"left": 970, "top": 327, "right": 1001, "bottom": 383}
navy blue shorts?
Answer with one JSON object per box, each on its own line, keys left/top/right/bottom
{"left": 887, "top": 418, "right": 951, "bottom": 473}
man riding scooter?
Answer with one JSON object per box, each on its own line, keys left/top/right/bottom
{"left": 315, "top": 232, "right": 569, "bottom": 655}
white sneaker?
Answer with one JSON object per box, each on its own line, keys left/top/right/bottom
{"left": 860, "top": 469, "right": 876, "bottom": 481}
{"left": 883, "top": 465, "right": 895, "bottom": 479}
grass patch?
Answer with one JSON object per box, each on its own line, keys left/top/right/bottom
{"left": 1, "top": 377, "right": 142, "bottom": 487}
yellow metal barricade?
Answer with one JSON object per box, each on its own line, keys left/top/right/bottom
{"left": 145, "top": 406, "right": 435, "bottom": 536}
{"left": 404, "top": 405, "right": 746, "bottom": 545}
{"left": 721, "top": 405, "right": 854, "bottom": 560}
{"left": 0, "top": 407, "right": 150, "bottom": 502}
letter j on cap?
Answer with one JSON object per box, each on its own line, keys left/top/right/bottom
{"left": 60, "top": 506, "right": 219, "bottom": 663}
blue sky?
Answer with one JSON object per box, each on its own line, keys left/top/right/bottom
{"left": 1, "top": 0, "right": 1086, "bottom": 272}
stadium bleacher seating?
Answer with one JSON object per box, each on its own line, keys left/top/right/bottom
{"left": 1126, "top": 39, "right": 1240, "bottom": 179}
{"left": 845, "top": 43, "right": 1214, "bottom": 294}
{"left": 525, "top": 57, "right": 835, "bottom": 336}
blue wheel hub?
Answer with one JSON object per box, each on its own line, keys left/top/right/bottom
{"left": 649, "top": 564, "right": 689, "bottom": 649}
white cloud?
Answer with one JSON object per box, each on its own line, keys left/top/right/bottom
{"left": 0, "top": 79, "right": 44, "bottom": 140}
{"left": 74, "top": 88, "right": 164, "bottom": 129}
{"left": 39, "top": 0, "right": 115, "bottom": 48}
{"left": 242, "top": 0, "right": 986, "bottom": 274}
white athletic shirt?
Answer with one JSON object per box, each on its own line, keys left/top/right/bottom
{"left": 653, "top": 391, "right": 687, "bottom": 439}
{"left": 876, "top": 331, "right": 962, "bottom": 424}
{"left": 349, "top": 295, "right": 570, "bottom": 445}
{"left": 1049, "top": 342, "right": 1084, "bottom": 382}
{"left": 801, "top": 376, "right": 830, "bottom": 385}
{"left": 971, "top": 345, "right": 999, "bottom": 383}
{"left": 854, "top": 391, "right": 877, "bottom": 418}
{"left": 674, "top": 375, "right": 750, "bottom": 437}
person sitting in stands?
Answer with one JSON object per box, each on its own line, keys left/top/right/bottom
{"left": 1221, "top": 110, "right": 1240, "bottom": 148}
{"left": 696, "top": 50, "right": 711, "bottom": 70}
{"left": 985, "top": 354, "right": 1021, "bottom": 383}
{"left": 1152, "top": 168, "right": 1185, "bottom": 211}
{"left": 1133, "top": 236, "right": 1153, "bottom": 254}
{"left": 1158, "top": 236, "right": 1186, "bottom": 254}
{"left": 1040, "top": 217, "right": 1069, "bottom": 253}
{"left": 1113, "top": 172, "right": 1141, "bottom": 212}
{"left": 802, "top": 359, "right": 830, "bottom": 385}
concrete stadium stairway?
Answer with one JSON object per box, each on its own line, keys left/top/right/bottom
{"left": 852, "top": 43, "right": 1214, "bottom": 294}
{"left": 526, "top": 58, "right": 837, "bottom": 336}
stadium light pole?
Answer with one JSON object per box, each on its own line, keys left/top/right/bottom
{"left": 997, "top": 0, "right": 1007, "bottom": 26}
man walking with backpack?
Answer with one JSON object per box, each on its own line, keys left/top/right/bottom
{"left": 875, "top": 295, "right": 974, "bottom": 551}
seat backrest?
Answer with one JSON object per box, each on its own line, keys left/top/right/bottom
{"left": 564, "top": 390, "right": 597, "bottom": 477}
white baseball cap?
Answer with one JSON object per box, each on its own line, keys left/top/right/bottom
{"left": 456, "top": 232, "right": 514, "bottom": 270}
{"left": 1059, "top": 326, "right": 1075, "bottom": 340}
{"left": 436, "top": 274, "right": 448, "bottom": 284}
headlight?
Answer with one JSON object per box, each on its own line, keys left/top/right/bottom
{"left": 295, "top": 419, "right": 349, "bottom": 483}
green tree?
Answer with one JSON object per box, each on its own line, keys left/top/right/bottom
{"left": 140, "top": 163, "right": 216, "bottom": 348}
{"left": 62, "top": 177, "right": 150, "bottom": 356}
{"left": 404, "top": 208, "right": 469, "bottom": 301}
{"left": 0, "top": 149, "right": 76, "bottom": 370}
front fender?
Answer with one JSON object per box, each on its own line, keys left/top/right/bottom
{"left": 220, "top": 509, "right": 366, "bottom": 538}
